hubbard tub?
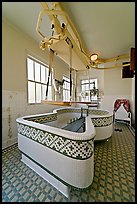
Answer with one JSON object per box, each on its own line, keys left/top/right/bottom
{"left": 16, "top": 107, "right": 113, "bottom": 197}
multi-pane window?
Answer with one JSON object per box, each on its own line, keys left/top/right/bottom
{"left": 63, "top": 76, "right": 70, "bottom": 101}
{"left": 27, "top": 56, "right": 52, "bottom": 104}
{"left": 81, "top": 78, "right": 98, "bottom": 101}
{"left": 62, "top": 76, "right": 75, "bottom": 101}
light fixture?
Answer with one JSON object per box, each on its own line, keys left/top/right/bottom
{"left": 90, "top": 53, "right": 98, "bottom": 61}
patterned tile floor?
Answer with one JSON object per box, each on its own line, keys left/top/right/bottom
{"left": 2, "top": 122, "right": 135, "bottom": 202}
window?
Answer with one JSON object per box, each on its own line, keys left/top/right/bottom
{"left": 62, "top": 76, "right": 75, "bottom": 101}
{"left": 63, "top": 76, "right": 70, "bottom": 101}
{"left": 81, "top": 78, "right": 98, "bottom": 101}
{"left": 27, "top": 56, "right": 52, "bottom": 104}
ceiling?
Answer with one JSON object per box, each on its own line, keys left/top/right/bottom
{"left": 2, "top": 2, "right": 135, "bottom": 61}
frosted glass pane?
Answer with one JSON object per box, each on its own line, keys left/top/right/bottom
{"left": 90, "top": 79, "right": 98, "bottom": 88}
{"left": 27, "top": 58, "right": 34, "bottom": 80}
{"left": 45, "top": 68, "right": 52, "bottom": 86}
{"left": 45, "top": 68, "right": 49, "bottom": 83}
{"left": 49, "top": 74, "right": 52, "bottom": 85}
{"left": 64, "top": 91, "right": 67, "bottom": 101}
{"left": 85, "top": 84, "right": 89, "bottom": 90}
{"left": 82, "top": 85, "right": 86, "bottom": 91}
{"left": 90, "top": 83, "right": 94, "bottom": 89}
{"left": 28, "top": 81, "right": 35, "bottom": 103}
{"left": 63, "top": 76, "right": 70, "bottom": 83}
{"left": 85, "top": 96, "right": 89, "bottom": 101}
{"left": 42, "top": 85, "right": 46, "bottom": 100}
{"left": 66, "top": 91, "right": 67, "bottom": 101}
{"left": 67, "top": 91, "right": 70, "bottom": 101}
{"left": 63, "top": 90, "right": 65, "bottom": 101}
{"left": 95, "top": 79, "right": 98, "bottom": 88}
{"left": 47, "top": 86, "right": 52, "bottom": 100}
{"left": 91, "top": 95, "right": 98, "bottom": 100}
{"left": 72, "top": 84, "right": 74, "bottom": 92}
{"left": 63, "top": 89, "right": 70, "bottom": 101}
{"left": 65, "top": 91, "right": 67, "bottom": 101}
{"left": 41, "top": 65, "right": 45, "bottom": 83}
{"left": 64, "top": 82, "right": 67, "bottom": 89}
{"left": 66, "top": 82, "right": 70, "bottom": 90}
{"left": 65, "top": 92, "right": 67, "bottom": 101}
{"left": 63, "top": 90, "right": 66, "bottom": 101}
{"left": 35, "top": 62, "right": 40, "bottom": 82}
{"left": 36, "top": 83, "right": 41, "bottom": 103}
{"left": 42, "top": 85, "right": 52, "bottom": 100}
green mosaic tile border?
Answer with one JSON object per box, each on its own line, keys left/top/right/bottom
{"left": 24, "top": 114, "right": 57, "bottom": 124}
{"left": 92, "top": 116, "right": 113, "bottom": 127}
{"left": 56, "top": 108, "right": 109, "bottom": 116}
{"left": 89, "top": 109, "right": 109, "bottom": 115}
{"left": 23, "top": 108, "right": 112, "bottom": 127}
{"left": 17, "top": 123, "right": 94, "bottom": 160}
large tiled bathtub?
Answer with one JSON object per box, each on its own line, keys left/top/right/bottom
{"left": 50, "top": 107, "right": 113, "bottom": 141}
{"left": 16, "top": 107, "right": 113, "bottom": 197}
{"left": 88, "top": 109, "right": 113, "bottom": 141}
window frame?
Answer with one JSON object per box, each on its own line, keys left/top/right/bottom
{"left": 62, "top": 75, "right": 75, "bottom": 101}
{"left": 27, "top": 55, "right": 53, "bottom": 104}
{"left": 81, "top": 78, "right": 98, "bottom": 101}
{"left": 63, "top": 76, "right": 70, "bottom": 101}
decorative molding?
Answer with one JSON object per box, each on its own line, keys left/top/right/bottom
{"left": 17, "top": 123, "right": 94, "bottom": 160}
{"left": 24, "top": 109, "right": 111, "bottom": 127}
{"left": 25, "top": 114, "right": 57, "bottom": 124}
{"left": 92, "top": 116, "right": 113, "bottom": 127}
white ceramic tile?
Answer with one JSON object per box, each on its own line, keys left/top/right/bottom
{"left": 2, "top": 90, "right": 55, "bottom": 148}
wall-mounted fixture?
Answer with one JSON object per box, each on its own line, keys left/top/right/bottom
{"left": 90, "top": 53, "right": 98, "bottom": 61}
{"left": 36, "top": 2, "right": 132, "bottom": 72}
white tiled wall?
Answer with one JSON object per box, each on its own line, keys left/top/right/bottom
{"left": 2, "top": 90, "right": 63, "bottom": 149}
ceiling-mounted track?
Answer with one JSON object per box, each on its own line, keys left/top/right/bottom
{"left": 36, "top": 2, "right": 130, "bottom": 71}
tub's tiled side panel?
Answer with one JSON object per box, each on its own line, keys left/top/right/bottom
{"left": 92, "top": 116, "right": 113, "bottom": 127}
{"left": 17, "top": 123, "right": 94, "bottom": 160}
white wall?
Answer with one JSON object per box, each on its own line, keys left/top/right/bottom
{"left": 77, "top": 65, "right": 135, "bottom": 122}
{"left": 101, "top": 68, "right": 132, "bottom": 113}
{"left": 2, "top": 18, "right": 70, "bottom": 149}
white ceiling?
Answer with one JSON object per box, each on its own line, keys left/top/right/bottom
{"left": 2, "top": 2, "right": 135, "bottom": 60}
